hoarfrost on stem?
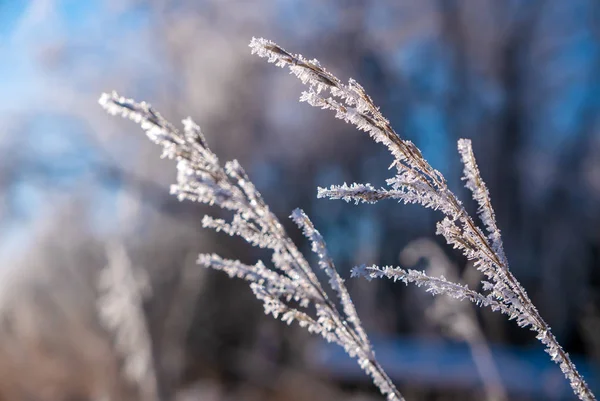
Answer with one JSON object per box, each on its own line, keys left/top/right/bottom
{"left": 96, "top": 35, "right": 597, "bottom": 401}
{"left": 250, "top": 38, "right": 596, "bottom": 401}
{"left": 99, "top": 91, "right": 404, "bottom": 401}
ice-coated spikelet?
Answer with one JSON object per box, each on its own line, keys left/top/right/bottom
{"left": 251, "top": 38, "right": 596, "bottom": 401}
{"left": 100, "top": 91, "right": 404, "bottom": 401}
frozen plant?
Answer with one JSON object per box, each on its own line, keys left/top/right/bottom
{"left": 99, "top": 92, "right": 403, "bottom": 400}
{"left": 400, "top": 238, "right": 507, "bottom": 401}
{"left": 97, "top": 242, "right": 159, "bottom": 401}
{"left": 98, "top": 37, "right": 597, "bottom": 401}
{"left": 249, "top": 37, "right": 596, "bottom": 401}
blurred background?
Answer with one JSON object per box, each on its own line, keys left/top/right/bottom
{"left": 1, "top": 0, "right": 599, "bottom": 400}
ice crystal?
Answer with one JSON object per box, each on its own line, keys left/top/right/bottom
{"left": 251, "top": 38, "right": 597, "bottom": 401}
{"left": 99, "top": 91, "right": 403, "bottom": 401}
{"left": 95, "top": 35, "right": 598, "bottom": 401}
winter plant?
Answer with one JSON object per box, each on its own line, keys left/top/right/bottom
{"left": 99, "top": 37, "right": 597, "bottom": 401}
{"left": 98, "top": 92, "right": 399, "bottom": 400}
{"left": 97, "top": 242, "right": 159, "bottom": 401}
{"left": 400, "top": 238, "right": 507, "bottom": 401}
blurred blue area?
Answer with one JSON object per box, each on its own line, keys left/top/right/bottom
{"left": 311, "top": 336, "right": 600, "bottom": 399}
{"left": 0, "top": 1, "right": 28, "bottom": 37}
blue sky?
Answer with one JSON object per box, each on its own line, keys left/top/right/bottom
{"left": 0, "top": 0, "right": 155, "bottom": 258}
{"left": 0, "top": 0, "right": 151, "bottom": 112}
